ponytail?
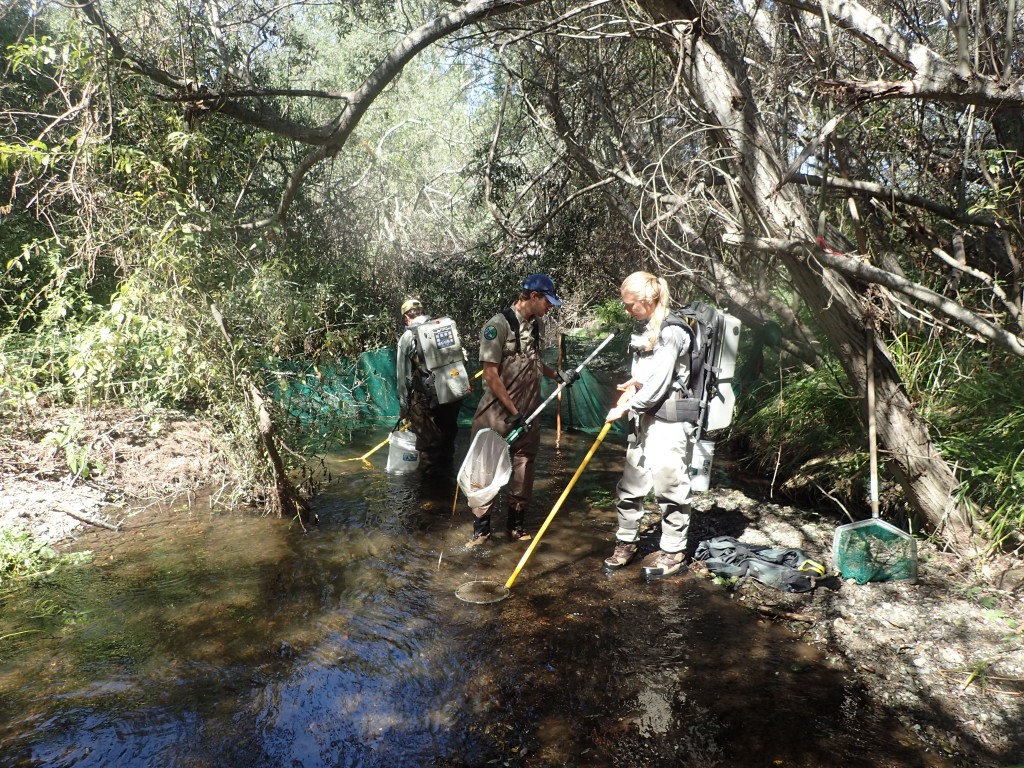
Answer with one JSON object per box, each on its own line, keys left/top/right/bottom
{"left": 621, "top": 271, "right": 671, "bottom": 351}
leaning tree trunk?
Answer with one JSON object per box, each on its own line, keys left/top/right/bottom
{"left": 204, "top": 293, "right": 311, "bottom": 528}
{"left": 641, "top": 0, "right": 978, "bottom": 551}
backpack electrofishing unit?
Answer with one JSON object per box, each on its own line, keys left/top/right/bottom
{"left": 646, "top": 302, "right": 741, "bottom": 433}
{"left": 639, "top": 301, "right": 742, "bottom": 492}
{"left": 412, "top": 317, "right": 471, "bottom": 405}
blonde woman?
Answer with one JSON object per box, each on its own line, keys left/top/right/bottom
{"left": 604, "top": 271, "right": 697, "bottom": 580}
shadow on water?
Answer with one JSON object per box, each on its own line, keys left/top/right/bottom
{"left": 0, "top": 429, "right": 955, "bottom": 768}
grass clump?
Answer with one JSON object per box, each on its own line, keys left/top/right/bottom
{"left": 735, "top": 360, "right": 867, "bottom": 511}
{"left": 911, "top": 344, "right": 1024, "bottom": 549}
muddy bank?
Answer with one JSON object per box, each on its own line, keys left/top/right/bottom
{"left": 1, "top": 405, "right": 236, "bottom": 542}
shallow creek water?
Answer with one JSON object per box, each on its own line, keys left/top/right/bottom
{"left": 0, "top": 430, "right": 952, "bottom": 767}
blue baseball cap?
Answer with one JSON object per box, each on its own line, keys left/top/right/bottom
{"left": 522, "top": 273, "right": 562, "bottom": 307}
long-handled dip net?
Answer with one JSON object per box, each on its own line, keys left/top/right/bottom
{"left": 832, "top": 330, "right": 918, "bottom": 584}
{"left": 455, "top": 422, "right": 614, "bottom": 604}
{"left": 454, "top": 335, "right": 616, "bottom": 604}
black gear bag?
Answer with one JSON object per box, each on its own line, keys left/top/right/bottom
{"left": 693, "top": 536, "right": 826, "bottom": 593}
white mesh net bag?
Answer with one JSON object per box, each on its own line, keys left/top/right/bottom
{"left": 457, "top": 429, "right": 512, "bottom": 507}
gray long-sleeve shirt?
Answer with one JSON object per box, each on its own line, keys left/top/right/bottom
{"left": 628, "top": 322, "right": 691, "bottom": 414}
{"left": 396, "top": 315, "right": 430, "bottom": 409}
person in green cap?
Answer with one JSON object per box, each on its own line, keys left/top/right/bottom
{"left": 396, "top": 298, "right": 465, "bottom": 478}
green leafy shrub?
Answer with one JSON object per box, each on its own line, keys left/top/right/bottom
{"left": 0, "top": 528, "right": 59, "bottom": 588}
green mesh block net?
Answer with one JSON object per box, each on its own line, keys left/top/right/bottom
{"left": 270, "top": 330, "right": 630, "bottom": 447}
{"left": 271, "top": 349, "right": 400, "bottom": 427}
{"left": 832, "top": 518, "right": 918, "bottom": 585}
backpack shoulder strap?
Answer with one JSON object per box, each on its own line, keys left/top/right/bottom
{"left": 500, "top": 308, "right": 521, "bottom": 354}
{"left": 501, "top": 308, "right": 540, "bottom": 355}
{"left": 407, "top": 325, "right": 425, "bottom": 367}
{"left": 653, "top": 311, "right": 698, "bottom": 395}
{"left": 661, "top": 312, "right": 697, "bottom": 343}
{"left": 661, "top": 311, "right": 700, "bottom": 372}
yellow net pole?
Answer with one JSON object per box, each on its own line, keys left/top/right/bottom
{"left": 360, "top": 430, "right": 400, "bottom": 461}
{"left": 504, "top": 421, "right": 613, "bottom": 590}
{"left": 336, "top": 421, "right": 408, "bottom": 463}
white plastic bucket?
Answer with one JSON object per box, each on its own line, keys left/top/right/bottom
{"left": 386, "top": 430, "right": 419, "bottom": 473}
{"left": 689, "top": 439, "right": 715, "bottom": 492}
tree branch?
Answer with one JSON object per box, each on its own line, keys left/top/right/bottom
{"left": 777, "top": 0, "right": 1024, "bottom": 111}
{"left": 790, "top": 173, "right": 1000, "bottom": 229}
{"left": 723, "top": 233, "right": 1024, "bottom": 357}
{"left": 930, "top": 243, "right": 1022, "bottom": 328}
{"left": 157, "top": 88, "right": 353, "bottom": 103}
{"left": 774, "top": 0, "right": 928, "bottom": 73}
{"left": 820, "top": 74, "right": 1024, "bottom": 111}
{"left": 78, "top": 1, "right": 337, "bottom": 144}
{"left": 79, "top": 0, "right": 545, "bottom": 227}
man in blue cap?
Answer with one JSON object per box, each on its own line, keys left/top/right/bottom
{"left": 465, "top": 273, "right": 579, "bottom": 546}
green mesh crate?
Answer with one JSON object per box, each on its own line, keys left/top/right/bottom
{"left": 832, "top": 518, "right": 918, "bottom": 585}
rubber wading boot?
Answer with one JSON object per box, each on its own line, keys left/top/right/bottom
{"left": 466, "top": 515, "right": 492, "bottom": 548}
{"left": 506, "top": 506, "right": 532, "bottom": 542}
{"left": 603, "top": 540, "right": 638, "bottom": 572}
{"left": 640, "top": 550, "right": 685, "bottom": 580}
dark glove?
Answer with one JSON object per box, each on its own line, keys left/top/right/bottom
{"left": 556, "top": 369, "right": 580, "bottom": 387}
{"left": 504, "top": 411, "right": 525, "bottom": 430}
